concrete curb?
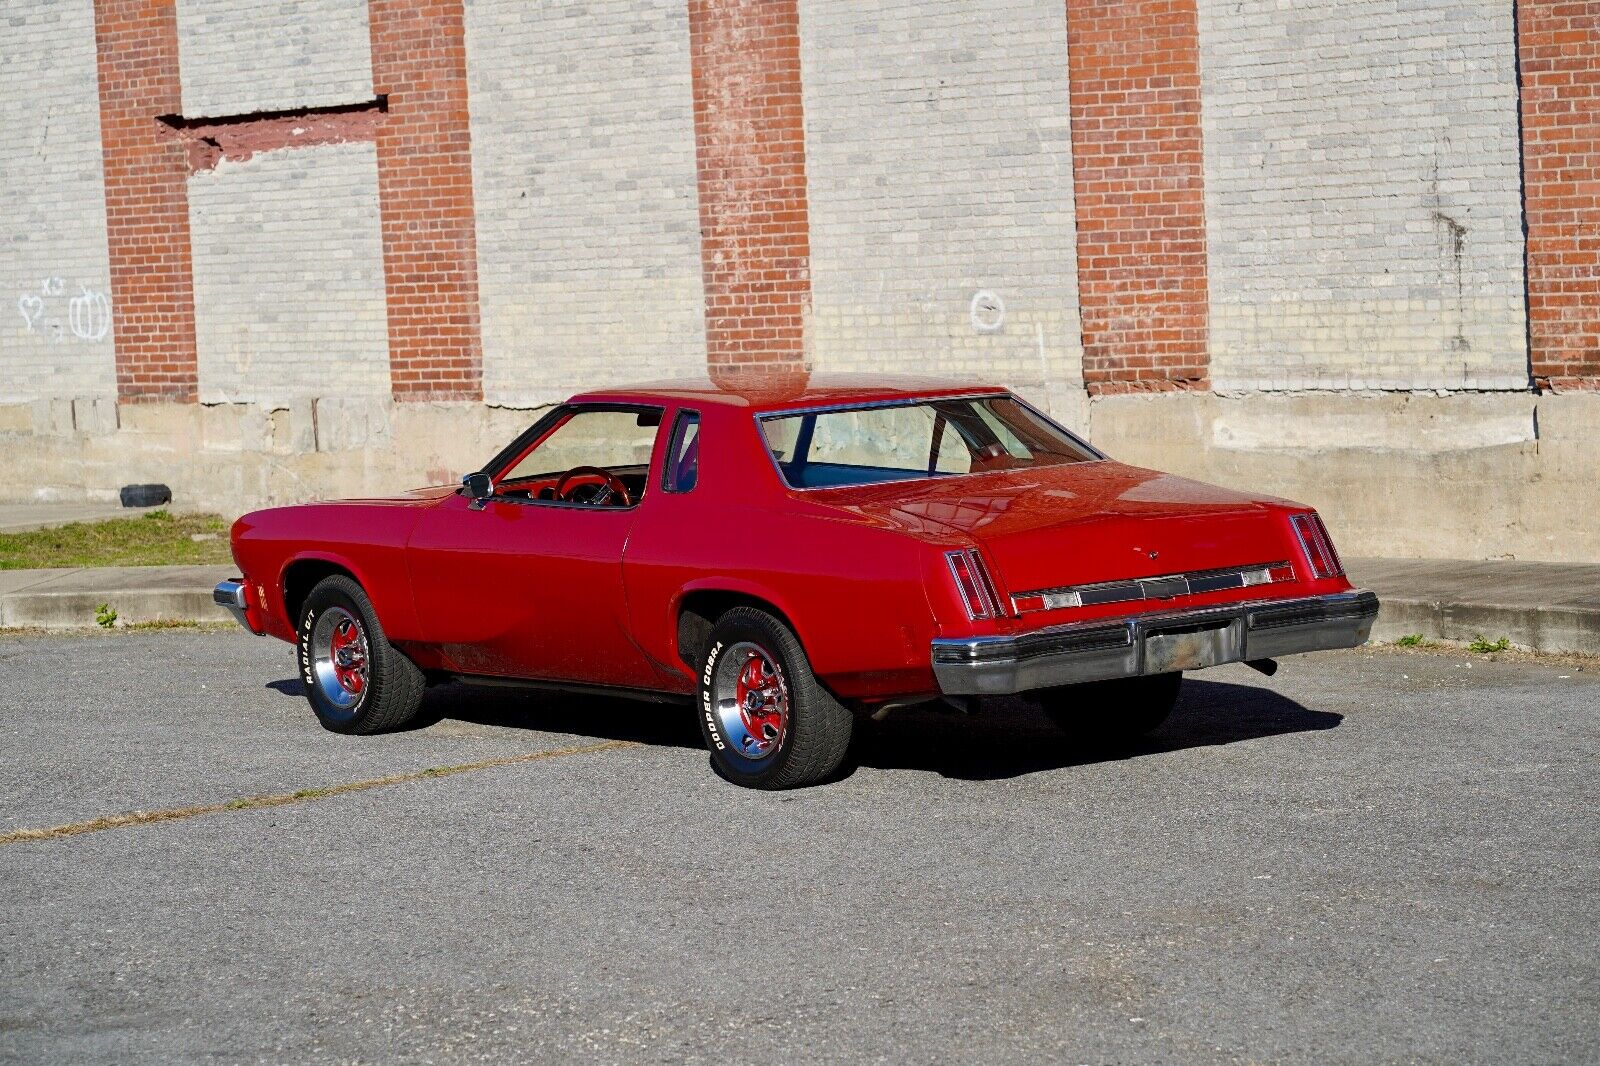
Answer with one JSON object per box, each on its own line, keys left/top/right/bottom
{"left": 0, "top": 565, "right": 235, "bottom": 629}
{"left": 1348, "top": 557, "right": 1600, "bottom": 657}
{"left": 1369, "top": 599, "right": 1600, "bottom": 657}
{"left": 3, "top": 560, "right": 1597, "bottom": 658}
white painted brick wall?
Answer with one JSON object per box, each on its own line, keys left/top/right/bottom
{"left": 0, "top": 0, "right": 116, "bottom": 403}
{"left": 176, "top": 0, "right": 374, "bottom": 118}
{"left": 1197, "top": 0, "right": 1528, "bottom": 391}
{"left": 799, "top": 0, "right": 1084, "bottom": 406}
{"left": 189, "top": 143, "right": 390, "bottom": 403}
{"left": 465, "top": 0, "right": 706, "bottom": 408}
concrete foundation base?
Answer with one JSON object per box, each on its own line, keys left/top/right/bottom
{"left": 1, "top": 391, "right": 1594, "bottom": 564}
{"left": 1086, "top": 392, "right": 1598, "bottom": 564}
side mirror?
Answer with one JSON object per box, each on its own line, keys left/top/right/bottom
{"left": 462, "top": 471, "right": 494, "bottom": 508}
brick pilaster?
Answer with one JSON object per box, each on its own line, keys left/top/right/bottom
{"left": 687, "top": 0, "right": 811, "bottom": 370}
{"left": 1518, "top": 0, "right": 1600, "bottom": 391}
{"left": 91, "top": 0, "right": 199, "bottom": 403}
{"left": 368, "top": 0, "right": 484, "bottom": 401}
{"left": 1065, "top": 0, "right": 1211, "bottom": 394}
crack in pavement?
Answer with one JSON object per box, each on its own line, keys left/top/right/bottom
{"left": 0, "top": 739, "right": 638, "bottom": 846}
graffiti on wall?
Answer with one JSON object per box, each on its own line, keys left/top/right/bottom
{"left": 16, "top": 277, "right": 112, "bottom": 342}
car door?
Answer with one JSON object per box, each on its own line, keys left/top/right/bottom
{"left": 404, "top": 406, "right": 663, "bottom": 688}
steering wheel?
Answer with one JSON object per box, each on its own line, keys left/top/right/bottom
{"left": 554, "top": 466, "right": 632, "bottom": 507}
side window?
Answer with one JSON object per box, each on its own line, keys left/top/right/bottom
{"left": 500, "top": 408, "right": 661, "bottom": 483}
{"left": 807, "top": 404, "right": 941, "bottom": 472}
{"left": 972, "top": 402, "right": 1032, "bottom": 459}
{"left": 761, "top": 415, "right": 801, "bottom": 462}
{"left": 663, "top": 410, "right": 701, "bottom": 493}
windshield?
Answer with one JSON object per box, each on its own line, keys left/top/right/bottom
{"left": 759, "top": 395, "right": 1100, "bottom": 489}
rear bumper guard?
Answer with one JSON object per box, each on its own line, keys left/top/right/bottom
{"left": 931, "top": 590, "right": 1379, "bottom": 696}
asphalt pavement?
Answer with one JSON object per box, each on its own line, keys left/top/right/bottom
{"left": 0, "top": 630, "right": 1595, "bottom": 1063}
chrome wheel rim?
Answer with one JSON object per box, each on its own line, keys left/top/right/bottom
{"left": 712, "top": 642, "right": 790, "bottom": 762}
{"left": 311, "top": 606, "right": 370, "bottom": 712}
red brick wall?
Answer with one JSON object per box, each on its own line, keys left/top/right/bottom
{"left": 1065, "top": 0, "right": 1211, "bottom": 395}
{"left": 91, "top": 0, "right": 198, "bottom": 404}
{"left": 369, "top": 0, "right": 484, "bottom": 401}
{"left": 1518, "top": 1, "right": 1600, "bottom": 392}
{"left": 687, "top": 0, "right": 811, "bottom": 370}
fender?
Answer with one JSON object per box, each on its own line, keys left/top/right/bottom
{"left": 668, "top": 575, "right": 817, "bottom": 664}
{"left": 275, "top": 548, "right": 423, "bottom": 641}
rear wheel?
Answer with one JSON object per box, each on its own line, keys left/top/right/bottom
{"left": 296, "top": 575, "right": 425, "bottom": 735}
{"left": 696, "top": 607, "right": 853, "bottom": 789}
{"left": 1033, "top": 672, "right": 1182, "bottom": 740}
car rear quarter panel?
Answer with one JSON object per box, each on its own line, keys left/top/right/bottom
{"left": 623, "top": 404, "right": 945, "bottom": 701}
{"left": 626, "top": 505, "right": 944, "bottom": 700}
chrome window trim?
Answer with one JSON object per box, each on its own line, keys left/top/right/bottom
{"left": 479, "top": 494, "right": 646, "bottom": 514}
{"left": 758, "top": 392, "right": 1006, "bottom": 421}
{"left": 753, "top": 391, "right": 1109, "bottom": 493}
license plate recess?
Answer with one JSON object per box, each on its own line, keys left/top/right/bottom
{"left": 1143, "top": 618, "right": 1242, "bottom": 673}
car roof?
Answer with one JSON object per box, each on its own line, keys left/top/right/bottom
{"left": 570, "top": 372, "right": 1007, "bottom": 412}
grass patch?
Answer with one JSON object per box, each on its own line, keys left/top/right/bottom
{"left": 0, "top": 510, "right": 233, "bottom": 570}
{"left": 1468, "top": 635, "right": 1512, "bottom": 654}
{"left": 1395, "top": 633, "right": 1427, "bottom": 647}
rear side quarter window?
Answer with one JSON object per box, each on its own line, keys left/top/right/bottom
{"left": 663, "top": 410, "right": 701, "bottom": 493}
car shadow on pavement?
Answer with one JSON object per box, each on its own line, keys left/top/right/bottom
{"left": 266, "top": 677, "right": 706, "bottom": 750}
{"left": 849, "top": 678, "right": 1342, "bottom": 781}
{"left": 268, "top": 674, "right": 1339, "bottom": 782}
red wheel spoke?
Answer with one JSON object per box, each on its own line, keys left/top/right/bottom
{"left": 713, "top": 643, "right": 789, "bottom": 760}
{"left": 310, "top": 606, "right": 373, "bottom": 710}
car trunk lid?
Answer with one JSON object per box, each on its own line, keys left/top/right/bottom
{"left": 814, "top": 461, "right": 1299, "bottom": 598}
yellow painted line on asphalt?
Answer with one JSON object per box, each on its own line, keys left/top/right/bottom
{"left": 0, "top": 739, "right": 638, "bottom": 846}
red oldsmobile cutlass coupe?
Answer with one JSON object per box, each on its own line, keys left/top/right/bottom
{"left": 217, "top": 375, "right": 1377, "bottom": 788}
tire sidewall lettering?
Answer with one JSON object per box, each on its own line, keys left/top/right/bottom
{"left": 700, "top": 631, "right": 791, "bottom": 776}
{"left": 298, "top": 606, "right": 316, "bottom": 695}
{"left": 700, "top": 640, "right": 727, "bottom": 750}
{"left": 299, "top": 594, "right": 371, "bottom": 717}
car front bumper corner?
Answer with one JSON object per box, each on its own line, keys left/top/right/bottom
{"left": 931, "top": 589, "right": 1380, "bottom": 696}
{"left": 213, "top": 579, "right": 259, "bottom": 634}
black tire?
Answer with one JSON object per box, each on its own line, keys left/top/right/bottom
{"left": 696, "top": 607, "right": 853, "bottom": 789}
{"left": 296, "top": 575, "right": 426, "bottom": 735}
{"left": 1034, "top": 672, "right": 1182, "bottom": 739}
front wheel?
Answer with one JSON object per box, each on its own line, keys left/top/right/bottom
{"left": 696, "top": 607, "right": 854, "bottom": 789}
{"left": 1033, "top": 672, "right": 1182, "bottom": 740}
{"left": 296, "top": 575, "right": 425, "bottom": 735}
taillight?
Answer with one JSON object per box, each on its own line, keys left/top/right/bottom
{"left": 1291, "top": 512, "right": 1344, "bottom": 578}
{"left": 945, "top": 549, "right": 1001, "bottom": 620}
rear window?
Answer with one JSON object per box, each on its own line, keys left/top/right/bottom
{"left": 758, "top": 395, "right": 1099, "bottom": 489}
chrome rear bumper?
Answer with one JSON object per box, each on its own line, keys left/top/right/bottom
{"left": 213, "top": 579, "right": 256, "bottom": 633}
{"left": 931, "top": 590, "right": 1379, "bottom": 696}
